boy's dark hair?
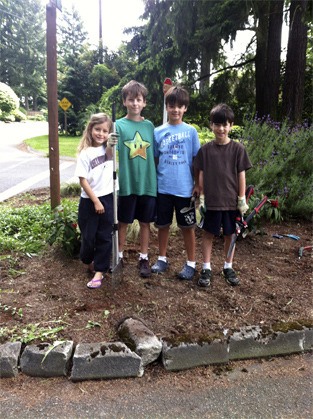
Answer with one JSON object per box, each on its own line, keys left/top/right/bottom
{"left": 210, "top": 103, "right": 234, "bottom": 124}
{"left": 121, "top": 80, "right": 148, "bottom": 101}
{"left": 165, "top": 86, "right": 189, "bottom": 107}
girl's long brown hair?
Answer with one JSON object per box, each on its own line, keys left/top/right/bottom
{"left": 77, "top": 113, "right": 113, "bottom": 153}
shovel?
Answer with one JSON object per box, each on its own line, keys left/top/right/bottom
{"left": 110, "top": 102, "right": 123, "bottom": 285}
{"left": 180, "top": 195, "right": 196, "bottom": 214}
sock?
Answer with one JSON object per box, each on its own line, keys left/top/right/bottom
{"left": 139, "top": 253, "right": 148, "bottom": 260}
{"left": 158, "top": 256, "right": 167, "bottom": 263}
{"left": 203, "top": 262, "right": 211, "bottom": 270}
{"left": 187, "top": 261, "right": 196, "bottom": 269}
{"left": 118, "top": 251, "right": 123, "bottom": 259}
{"left": 224, "top": 262, "right": 232, "bottom": 269}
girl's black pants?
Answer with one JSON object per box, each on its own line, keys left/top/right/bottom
{"left": 78, "top": 193, "right": 113, "bottom": 272}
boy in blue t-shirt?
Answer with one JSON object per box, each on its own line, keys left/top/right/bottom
{"left": 152, "top": 86, "right": 200, "bottom": 280}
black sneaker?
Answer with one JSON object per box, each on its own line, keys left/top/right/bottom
{"left": 198, "top": 269, "right": 211, "bottom": 287}
{"left": 139, "top": 258, "right": 151, "bottom": 278}
{"left": 223, "top": 268, "right": 240, "bottom": 286}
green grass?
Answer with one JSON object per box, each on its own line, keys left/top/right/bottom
{"left": 25, "top": 135, "right": 80, "bottom": 158}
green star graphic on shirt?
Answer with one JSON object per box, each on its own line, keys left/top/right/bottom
{"left": 124, "top": 131, "right": 150, "bottom": 160}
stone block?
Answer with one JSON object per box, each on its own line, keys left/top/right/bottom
{"left": 0, "top": 341, "right": 22, "bottom": 378}
{"left": 117, "top": 317, "right": 162, "bottom": 366}
{"left": 70, "top": 342, "right": 143, "bottom": 381}
{"left": 303, "top": 327, "right": 313, "bottom": 350}
{"left": 20, "top": 341, "right": 73, "bottom": 377}
{"left": 229, "top": 326, "right": 307, "bottom": 360}
{"left": 162, "top": 338, "right": 229, "bottom": 371}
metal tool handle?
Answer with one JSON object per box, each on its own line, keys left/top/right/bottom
{"left": 112, "top": 102, "right": 119, "bottom": 268}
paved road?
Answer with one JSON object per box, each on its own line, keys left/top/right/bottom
{"left": 0, "top": 121, "right": 77, "bottom": 202}
{"left": 0, "top": 353, "right": 312, "bottom": 418}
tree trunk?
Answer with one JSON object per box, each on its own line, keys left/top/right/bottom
{"left": 282, "top": 0, "right": 309, "bottom": 122}
{"left": 263, "top": 0, "right": 284, "bottom": 120}
{"left": 254, "top": 0, "right": 270, "bottom": 118}
{"left": 199, "top": 49, "right": 212, "bottom": 94}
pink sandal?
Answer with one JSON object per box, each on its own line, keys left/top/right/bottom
{"left": 87, "top": 276, "right": 103, "bottom": 289}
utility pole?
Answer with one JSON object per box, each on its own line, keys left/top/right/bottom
{"left": 98, "top": 0, "right": 104, "bottom": 97}
{"left": 46, "top": 1, "right": 60, "bottom": 209}
{"left": 99, "top": 0, "right": 103, "bottom": 64}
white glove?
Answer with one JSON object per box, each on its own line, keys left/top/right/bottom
{"left": 199, "top": 194, "right": 206, "bottom": 217}
{"left": 237, "top": 196, "right": 249, "bottom": 215}
{"left": 107, "top": 133, "right": 119, "bottom": 147}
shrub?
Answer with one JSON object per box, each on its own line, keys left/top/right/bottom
{"left": 12, "top": 109, "right": 27, "bottom": 122}
{"left": 244, "top": 117, "right": 313, "bottom": 220}
{"left": 196, "top": 126, "right": 215, "bottom": 146}
{"left": 0, "top": 82, "right": 19, "bottom": 114}
{"left": 229, "top": 125, "right": 244, "bottom": 140}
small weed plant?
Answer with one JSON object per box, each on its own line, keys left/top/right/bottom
{"left": 0, "top": 321, "right": 65, "bottom": 344}
{"left": 0, "top": 204, "right": 51, "bottom": 253}
{"left": 46, "top": 199, "right": 81, "bottom": 257}
{"left": 0, "top": 197, "right": 80, "bottom": 258}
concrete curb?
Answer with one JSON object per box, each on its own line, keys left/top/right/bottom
{"left": 1, "top": 321, "right": 312, "bottom": 380}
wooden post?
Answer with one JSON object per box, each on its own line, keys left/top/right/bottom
{"left": 46, "top": 2, "right": 60, "bottom": 209}
{"left": 64, "top": 111, "right": 67, "bottom": 134}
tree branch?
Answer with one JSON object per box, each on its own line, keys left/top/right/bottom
{"left": 194, "top": 57, "right": 255, "bottom": 84}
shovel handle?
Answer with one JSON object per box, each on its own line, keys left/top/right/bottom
{"left": 112, "top": 102, "right": 119, "bottom": 268}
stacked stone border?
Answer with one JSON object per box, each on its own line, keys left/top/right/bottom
{"left": 1, "top": 318, "right": 312, "bottom": 381}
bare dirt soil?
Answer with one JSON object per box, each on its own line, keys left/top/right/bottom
{"left": 0, "top": 188, "right": 312, "bottom": 346}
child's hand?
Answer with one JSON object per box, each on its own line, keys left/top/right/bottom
{"left": 107, "top": 133, "right": 119, "bottom": 147}
{"left": 237, "top": 196, "right": 249, "bottom": 215}
{"left": 94, "top": 200, "right": 105, "bottom": 214}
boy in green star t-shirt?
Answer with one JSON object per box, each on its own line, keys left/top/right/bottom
{"left": 115, "top": 80, "right": 157, "bottom": 278}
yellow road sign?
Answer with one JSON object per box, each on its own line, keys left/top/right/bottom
{"left": 59, "top": 97, "right": 72, "bottom": 111}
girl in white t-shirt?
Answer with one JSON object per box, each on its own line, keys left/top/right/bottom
{"left": 75, "top": 113, "right": 118, "bottom": 289}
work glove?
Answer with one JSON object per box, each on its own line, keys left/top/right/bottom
{"left": 199, "top": 194, "right": 206, "bottom": 218}
{"left": 107, "top": 133, "right": 119, "bottom": 147}
{"left": 237, "top": 196, "right": 249, "bottom": 215}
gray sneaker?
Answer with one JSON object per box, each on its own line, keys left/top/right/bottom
{"left": 198, "top": 269, "right": 211, "bottom": 287}
{"left": 223, "top": 268, "right": 240, "bottom": 286}
{"left": 151, "top": 259, "right": 168, "bottom": 273}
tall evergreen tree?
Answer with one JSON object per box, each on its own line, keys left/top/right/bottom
{"left": 282, "top": 0, "right": 310, "bottom": 122}
{"left": 0, "top": 0, "right": 45, "bottom": 110}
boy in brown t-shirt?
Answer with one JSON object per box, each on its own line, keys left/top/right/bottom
{"left": 193, "top": 104, "right": 252, "bottom": 287}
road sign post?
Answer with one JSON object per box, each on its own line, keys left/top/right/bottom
{"left": 163, "top": 78, "right": 173, "bottom": 124}
{"left": 59, "top": 97, "right": 72, "bottom": 134}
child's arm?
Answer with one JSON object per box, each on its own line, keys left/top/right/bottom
{"left": 238, "top": 170, "right": 246, "bottom": 197}
{"left": 79, "top": 177, "right": 105, "bottom": 214}
{"left": 193, "top": 166, "right": 201, "bottom": 197}
{"left": 237, "top": 170, "right": 248, "bottom": 214}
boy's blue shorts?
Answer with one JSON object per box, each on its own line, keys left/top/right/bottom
{"left": 155, "top": 193, "right": 197, "bottom": 228}
{"left": 118, "top": 194, "right": 156, "bottom": 224}
{"left": 203, "top": 210, "right": 237, "bottom": 236}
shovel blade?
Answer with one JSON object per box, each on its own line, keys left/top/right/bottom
{"left": 110, "top": 262, "right": 123, "bottom": 287}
